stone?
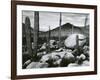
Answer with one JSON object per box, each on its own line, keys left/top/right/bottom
{"left": 64, "top": 34, "right": 86, "bottom": 49}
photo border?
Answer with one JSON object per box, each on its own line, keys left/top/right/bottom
{"left": 11, "top": 1, "right": 97, "bottom": 79}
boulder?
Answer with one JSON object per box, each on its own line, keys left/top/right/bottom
{"left": 60, "top": 52, "right": 75, "bottom": 67}
{"left": 82, "top": 60, "right": 89, "bottom": 66}
{"left": 64, "top": 34, "right": 86, "bottom": 49}
{"left": 40, "top": 54, "right": 51, "bottom": 63}
{"left": 53, "top": 59, "right": 62, "bottom": 66}
{"left": 26, "top": 62, "right": 48, "bottom": 69}
{"left": 68, "top": 63, "right": 79, "bottom": 67}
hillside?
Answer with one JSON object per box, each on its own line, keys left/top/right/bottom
{"left": 39, "top": 23, "right": 89, "bottom": 38}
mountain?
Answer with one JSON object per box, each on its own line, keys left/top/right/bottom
{"left": 39, "top": 23, "right": 89, "bottom": 38}
{"left": 22, "top": 22, "right": 89, "bottom": 42}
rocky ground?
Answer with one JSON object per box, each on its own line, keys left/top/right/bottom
{"left": 23, "top": 33, "right": 89, "bottom": 69}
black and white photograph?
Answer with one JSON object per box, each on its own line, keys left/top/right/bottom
{"left": 22, "top": 11, "right": 90, "bottom": 69}
{"left": 11, "top": 1, "right": 97, "bottom": 79}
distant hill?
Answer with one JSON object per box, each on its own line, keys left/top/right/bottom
{"left": 39, "top": 23, "right": 89, "bottom": 38}
{"left": 22, "top": 22, "right": 89, "bottom": 41}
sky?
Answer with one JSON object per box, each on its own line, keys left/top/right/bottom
{"left": 22, "top": 11, "right": 89, "bottom": 31}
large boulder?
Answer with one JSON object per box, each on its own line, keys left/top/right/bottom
{"left": 40, "top": 52, "right": 61, "bottom": 63}
{"left": 64, "top": 34, "right": 86, "bottom": 49}
{"left": 60, "top": 52, "right": 75, "bottom": 67}
{"left": 26, "top": 62, "right": 48, "bottom": 69}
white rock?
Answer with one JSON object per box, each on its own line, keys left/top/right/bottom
{"left": 50, "top": 40, "right": 55, "bottom": 44}
{"left": 83, "top": 46, "right": 89, "bottom": 51}
{"left": 64, "top": 52, "right": 74, "bottom": 59}
{"left": 68, "top": 63, "right": 79, "bottom": 67}
{"left": 32, "top": 42, "right": 35, "bottom": 49}
{"left": 40, "top": 43, "right": 47, "bottom": 50}
{"left": 37, "top": 51, "right": 46, "bottom": 57}
{"left": 82, "top": 60, "right": 89, "bottom": 66}
{"left": 24, "top": 59, "right": 31, "bottom": 66}
{"left": 40, "top": 54, "right": 51, "bottom": 63}
{"left": 26, "top": 62, "right": 39, "bottom": 69}
{"left": 66, "top": 49, "right": 72, "bottom": 52}
{"left": 49, "top": 40, "right": 56, "bottom": 48}
{"left": 64, "top": 34, "right": 86, "bottom": 48}
{"left": 55, "top": 48, "right": 63, "bottom": 52}
{"left": 79, "top": 54, "right": 86, "bottom": 60}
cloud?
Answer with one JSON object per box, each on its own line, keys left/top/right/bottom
{"left": 62, "top": 13, "right": 89, "bottom": 27}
